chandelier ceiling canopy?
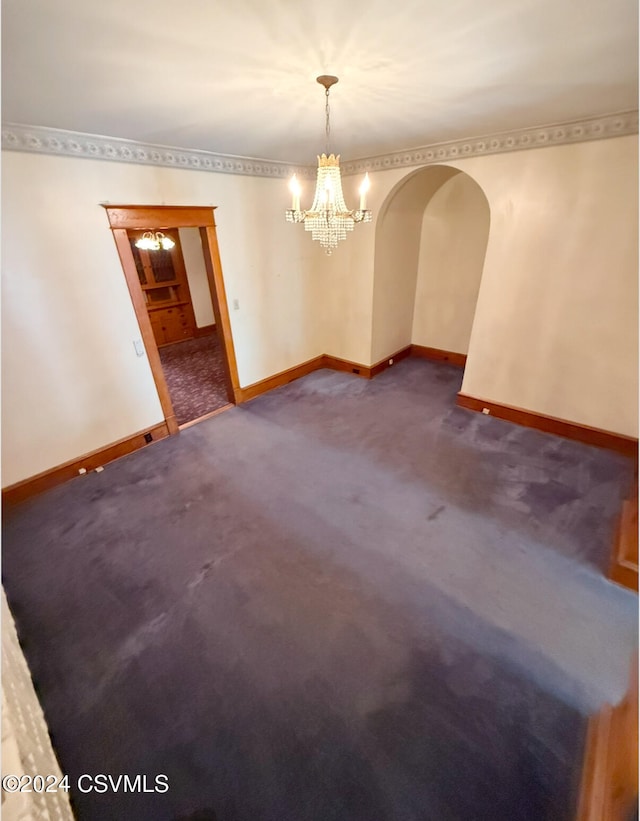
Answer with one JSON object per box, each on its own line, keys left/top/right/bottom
{"left": 286, "top": 75, "right": 371, "bottom": 254}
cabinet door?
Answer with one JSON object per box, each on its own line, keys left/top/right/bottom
{"left": 160, "top": 309, "right": 187, "bottom": 344}
{"left": 129, "top": 235, "right": 179, "bottom": 287}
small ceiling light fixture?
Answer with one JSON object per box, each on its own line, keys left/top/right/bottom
{"left": 286, "top": 75, "right": 371, "bottom": 254}
{"left": 134, "top": 231, "right": 175, "bottom": 251}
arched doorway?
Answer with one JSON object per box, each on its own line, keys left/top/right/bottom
{"left": 371, "top": 165, "right": 490, "bottom": 368}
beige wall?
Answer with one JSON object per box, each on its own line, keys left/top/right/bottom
{"left": 2, "top": 151, "right": 323, "bottom": 486}
{"left": 456, "top": 137, "right": 638, "bottom": 437}
{"left": 179, "top": 227, "right": 215, "bottom": 328}
{"left": 320, "top": 174, "right": 377, "bottom": 365}
{"left": 412, "top": 173, "right": 490, "bottom": 354}
{"left": 338, "top": 135, "right": 638, "bottom": 437}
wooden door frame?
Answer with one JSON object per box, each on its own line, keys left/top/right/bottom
{"left": 102, "top": 205, "right": 241, "bottom": 435}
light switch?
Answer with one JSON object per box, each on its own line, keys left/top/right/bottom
{"left": 133, "top": 339, "right": 145, "bottom": 357}
{"left": 232, "top": 299, "right": 240, "bottom": 311}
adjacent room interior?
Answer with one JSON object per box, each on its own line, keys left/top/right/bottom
{"left": 129, "top": 226, "right": 231, "bottom": 424}
{"left": 1, "top": 2, "right": 638, "bottom": 820}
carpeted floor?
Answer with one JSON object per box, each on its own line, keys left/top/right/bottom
{"left": 2, "top": 358, "right": 637, "bottom": 821}
{"left": 159, "top": 332, "right": 230, "bottom": 425}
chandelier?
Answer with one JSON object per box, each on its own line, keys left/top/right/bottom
{"left": 286, "top": 75, "right": 371, "bottom": 254}
{"left": 134, "top": 231, "right": 175, "bottom": 251}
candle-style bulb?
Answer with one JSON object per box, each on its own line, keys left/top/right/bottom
{"left": 289, "top": 175, "right": 301, "bottom": 196}
{"left": 359, "top": 173, "right": 370, "bottom": 210}
{"left": 289, "top": 174, "right": 301, "bottom": 211}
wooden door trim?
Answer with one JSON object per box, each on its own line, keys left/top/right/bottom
{"left": 111, "top": 227, "right": 179, "bottom": 433}
{"left": 199, "top": 226, "right": 240, "bottom": 402}
{"left": 103, "top": 205, "right": 240, "bottom": 433}
{"left": 103, "top": 205, "right": 216, "bottom": 229}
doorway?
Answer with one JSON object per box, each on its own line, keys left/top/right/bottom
{"left": 103, "top": 205, "right": 240, "bottom": 435}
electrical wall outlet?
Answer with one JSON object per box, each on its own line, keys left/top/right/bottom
{"left": 482, "top": 408, "right": 490, "bottom": 415}
{"left": 133, "top": 339, "right": 145, "bottom": 357}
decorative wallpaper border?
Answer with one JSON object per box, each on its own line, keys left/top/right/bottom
{"left": 342, "top": 110, "right": 638, "bottom": 175}
{"left": 2, "top": 110, "right": 637, "bottom": 179}
{"left": 1, "top": 123, "right": 315, "bottom": 180}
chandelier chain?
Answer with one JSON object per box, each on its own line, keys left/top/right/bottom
{"left": 325, "top": 88, "right": 331, "bottom": 155}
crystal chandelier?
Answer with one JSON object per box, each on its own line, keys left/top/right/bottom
{"left": 134, "top": 231, "right": 175, "bottom": 251}
{"left": 286, "top": 75, "right": 371, "bottom": 254}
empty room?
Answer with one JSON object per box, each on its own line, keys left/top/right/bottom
{"left": 1, "top": 1, "right": 638, "bottom": 820}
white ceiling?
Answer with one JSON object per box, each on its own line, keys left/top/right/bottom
{"left": 2, "top": 0, "right": 637, "bottom": 164}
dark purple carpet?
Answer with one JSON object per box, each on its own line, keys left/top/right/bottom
{"left": 159, "top": 332, "right": 230, "bottom": 425}
{"left": 2, "top": 359, "right": 637, "bottom": 821}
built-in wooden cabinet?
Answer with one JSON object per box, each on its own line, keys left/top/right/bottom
{"left": 148, "top": 304, "right": 194, "bottom": 346}
{"left": 128, "top": 229, "right": 196, "bottom": 347}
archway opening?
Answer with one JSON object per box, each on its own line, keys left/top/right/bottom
{"left": 371, "top": 165, "right": 490, "bottom": 369}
